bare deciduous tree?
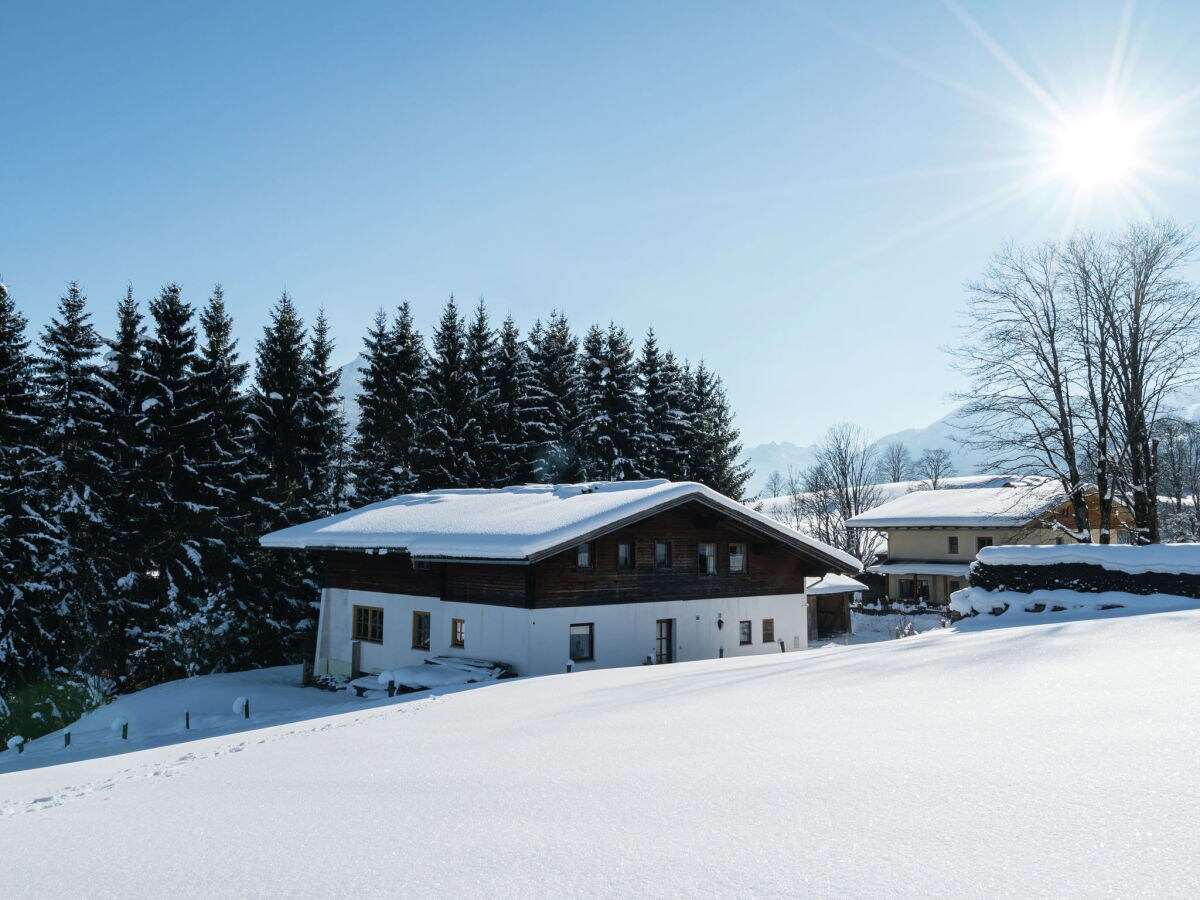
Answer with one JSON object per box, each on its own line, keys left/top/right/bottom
{"left": 762, "top": 469, "right": 786, "bottom": 499}
{"left": 913, "top": 447, "right": 955, "bottom": 489}
{"left": 875, "top": 440, "right": 913, "bottom": 483}
{"left": 796, "top": 424, "right": 884, "bottom": 564}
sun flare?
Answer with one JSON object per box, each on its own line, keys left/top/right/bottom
{"left": 1053, "top": 110, "right": 1142, "bottom": 188}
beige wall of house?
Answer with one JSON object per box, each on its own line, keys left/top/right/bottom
{"left": 887, "top": 527, "right": 1062, "bottom": 562}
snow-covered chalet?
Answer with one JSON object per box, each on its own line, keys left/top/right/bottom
{"left": 261, "top": 480, "right": 861, "bottom": 678}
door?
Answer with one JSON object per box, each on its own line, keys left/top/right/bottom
{"left": 655, "top": 618, "right": 674, "bottom": 664}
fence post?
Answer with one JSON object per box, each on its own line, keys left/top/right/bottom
{"left": 121, "top": 722, "right": 128, "bottom": 740}
{"left": 185, "top": 710, "right": 190, "bottom": 730}
{"left": 243, "top": 698, "right": 250, "bottom": 719}
{"left": 64, "top": 730, "right": 71, "bottom": 748}
{"left": 387, "top": 680, "right": 396, "bottom": 698}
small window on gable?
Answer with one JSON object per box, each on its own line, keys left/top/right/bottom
{"left": 655, "top": 540, "right": 672, "bottom": 568}
{"left": 729, "top": 543, "right": 747, "bottom": 574}
{"left": 576, "top": 542, "right": 593, "bottom": 569}
{"left": 617, "top": 541, "right": 634, "bottom": 571}
{"left": 451, "top": 617, "right": 465, "bottom": 649}
{"left": 739, "top": 620, "right": 752, "bottom": 645}
{"left": 762, "top": 618, "right": 775, "bottom": 643}
{"left": 976, "top": 536, "right": 994, "bottom": 553}
{"left": 698, "top": 543, "right": 717, "bottom": 575}
{"left": 947, "top": 536, "right": 959, "bottom": 555}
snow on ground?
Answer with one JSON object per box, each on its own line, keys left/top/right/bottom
{"left": 4, "top": 603, "right": 1200, "bottom": 897}
{"left": 0, "top": 665, "right": 479, "bottom": 775}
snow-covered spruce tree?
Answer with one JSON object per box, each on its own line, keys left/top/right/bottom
{"left": 526, "top": 311, "right": 583, "bottom": 482}
{"left": 464, "top": 299, "right": 502, "bottom": 486}
{"left": 687, "top": 361, "right": 751, "bottom": 499}
{"left": 185, "top": 286, "right": 259, "bottom": 672}
{"left": 492, "top": 315, "right": 537, "bottom": 483}
{"left": 575, "top": 323, "right": 607, "bottom": 478}
{"left": 247, "top": 292, "right": 317, "bottom": 665}
{"left": 129, "top": 284, "right": 210, "bottom": 683}
{"left": 656, "top": 349, "right": 694, "bottom": 481}
{"left": 351, "top": 303, "right": 425, "bottom": 503}
{"left": 579, "top": 323, "right": 646, "bottom": 481}
{"left": 416, "top": 296, "right": 479, "bottom": 489}
{"left": 0, "top": 282, "right": 58, "bottom": 694}
{"left": 35, "top": 282, "right": 115, "bottom": 678}
{"left": 301, "top": 309, "right": 350, "bottom": 518}
{"left": 637, "top": 329, "right": 689, "bottom": 479}
{"left": 95, "top": 287, "right": 152, "bottom": 679}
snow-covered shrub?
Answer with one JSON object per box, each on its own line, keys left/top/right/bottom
{"left": 0, "top": 677, "right": 103, "bottom": 748}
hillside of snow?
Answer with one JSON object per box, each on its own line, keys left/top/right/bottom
{"left": 4, "top": 603, "right": 1200, "bottom": 896}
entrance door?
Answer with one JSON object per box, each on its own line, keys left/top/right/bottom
{"left": 655, "top": 619, "right": 674, "bottom": 664}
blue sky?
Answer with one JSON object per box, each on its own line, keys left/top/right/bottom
{"left": 4, "top": 1, "right": 1200, "bottom": 447}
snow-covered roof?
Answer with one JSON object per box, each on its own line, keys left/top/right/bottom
{"left": 805, "top": 573, "right": 870, "bottom": 595}
{"left": 845, "top": 478, "right": 1068, "bottom": 529}
{"left": 261, "top": 479, "right": 861, "bottom": 571}
{"left": 866, "top": 562, "right": 972, "bottom": 577}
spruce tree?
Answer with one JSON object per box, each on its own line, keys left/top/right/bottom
{"left": 638, "top": 330, "right": 688, "bottom": 479}
{"left": 352, "top": 303, "right": 425, "bottom": 503}
{"left": 526, "top": 311, "right": 582, "bottom": 482}
{"left": 97, "top": 287, "right": 151, "bottom": 680}
{"left": 36, "top": 282, "right": 113, "bottom": 677}
{"left": 597, "top": 323, "right": 646, "bottom": 480}
{"left": 464, "top": 299, "right": 501, "bottom": 486}
{"left": 0, "top": 282, "right": 57, "bottom": 693}
{"left": 576, "top": 323, "right": 607, "bottom": 478}
{"left": 248, "top": 292, "right": 315, "bottom": 665}
{"left": 301, "top": 309, "right": 349, "bottom": 517}
{"left": 417, "top": 296, "right": 477, "bottom": 489}
{"left": 688, "top": 362, "right": 752, "bottom": 499}
{"left": 131, "top": 284, "right": 208, "bottom": 681}
{"left": 656, "top": 349, "right": 693, "bottom": 481}
{"left": 492, "top": 315, "right": 536, "bottom": 483}
{"left": 188, "top": 286, "right": 257, "bottom": 672}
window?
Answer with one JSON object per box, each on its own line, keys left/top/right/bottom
{"left": 898, "top": 579, "right": 930, "bottom": 601}
{"left": 451, "top": 617, "right": 465, "bottom": 649}
{"left": 898, "top": 579, "right": 915, "bottom": 601}
{"left": 413, "top": 559, "right": 432, "bottom": 572}
{"left": 947, "top": 536, "right": 959, "bottom": 555}
{"left": 1055, "top": 537, "right": 1065, "bottom": 545}
{"left": 739, "top": 620, "right": 752, "bottom": 645}
{"left": 576, "top": 542, "right": 593, "bottom": 569}
{"left": 353, "top": 605, "right": 384, "bottom": 643}
{"left": 949, "top": 580, "right": 962, "bottom": 594}
{"left": 698, "top": 543, "right": 717, "bottom": 575}
{"left": 655, "top": 540, "right": 672, "bottom": 568}
{"left": 728, "top": 543, "right": 747, "bottom": 574}
{"left": 569, "top": 623, "right": 594, "bottom": 662}
{"left": 975, "top": 536, "right": 994, "bottom": 553}
{"left": 762, "top": 618, "right": 775, "bottom": 643}
{"left": 617, "top": 541, "right": 635, "bottom": 571}
{"left": 412, "top": 611, "right": 431, "bottom": 650}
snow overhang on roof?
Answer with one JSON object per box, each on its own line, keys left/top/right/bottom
{"left": 261, "top": 479, "right": 862, "bottom": 573}
{"left": 845, "top": 479, "right": 1069, "bottom": 530}
{"left": 805, "top": 573, "right": 870, "bottom": 595}
{"left": 866, "top": 562, "right": 972, "bottom": 577}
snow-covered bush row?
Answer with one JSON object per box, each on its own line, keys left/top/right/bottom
{"left": 976, "top": 543, "right": 1200, "bottom": 575}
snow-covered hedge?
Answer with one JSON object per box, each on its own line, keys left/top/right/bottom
{"left": 969, "top": 543, "right": 1200, "bottom": 601}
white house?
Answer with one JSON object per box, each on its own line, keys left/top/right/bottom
{"left": 261, "top": 480, "right": 861, "bottom": 678}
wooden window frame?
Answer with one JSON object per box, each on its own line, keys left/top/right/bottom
{"left": 450, "top": 617, "right": 465, "bottom": 649}
{"left": 654, "top": 540, "right": 672, "bottom": 568}
{"left": 698, "top": 542, "right": 717, "bottom": 576}
{"left": 616, "top": 540, "right": 635, "bottom": 572}
{"left": 738, "top": 620, "right": 752, "bottom": 645}
{"left": 353, "top": 605, "right": 384, "bottom": 644}
{"left": 576, "top": 542, "right": 594, "bottom": 569}
{"left": 728, "top": 542, "right": 747, "bottom": 575}
{"left": 762, "top": 618, "right": 775, "bottom": 644}
{"left": 569, "top": 622, "right": 595, "bottom": 662}
{"left": 947, "top": 536, "right": 959, "bottom": 555}
{"left": 412, "top": 610, "right": 431, "bottom": 650}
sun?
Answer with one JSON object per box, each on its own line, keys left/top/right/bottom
{"left": 1053, "top": 110, "right": 1142, "bottom": 188}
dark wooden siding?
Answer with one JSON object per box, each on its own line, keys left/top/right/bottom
{"left": 530, "top": 502, "right": 823, "bottom": 609}
{"left": 314, "top": 500, "right": 830, "bottom": 609}
{"left": 317, "top": 551, "right": 442, "bottom": 597}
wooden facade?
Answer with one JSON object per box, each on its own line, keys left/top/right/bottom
{"left": 317, "top": 500, "right": 828, "bottom": 608}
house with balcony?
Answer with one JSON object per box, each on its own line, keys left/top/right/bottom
{"left": 844, "top": 476, "right": 1134, "bottom": 605}
{"left": 261, "top": 480, "right": 861, "bottom": 678}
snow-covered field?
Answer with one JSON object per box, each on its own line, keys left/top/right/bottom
{"left": 4, "top": 602, "right": 1200, "bottom": 897}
